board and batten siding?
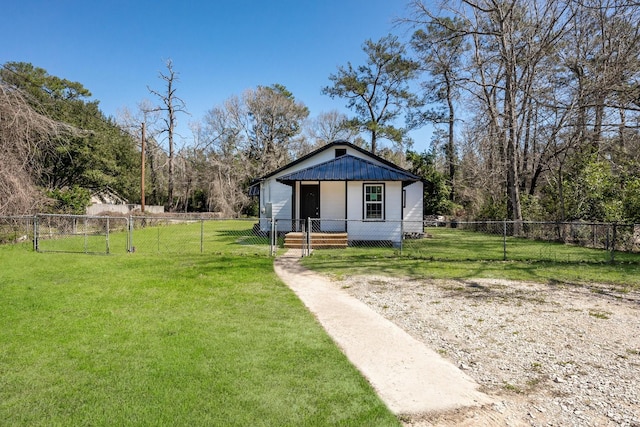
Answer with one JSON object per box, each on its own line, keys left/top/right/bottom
{"left": 346, "top": 181, "right": 403, "bottom": 244}
{"left": 403, "top": 182, "right": 423, "bottom": 234}
{"left": 319, "top": 181, "right": 346, "bottom": 231}
{"left": 259, "top": 179, "right": 293, "bottom": 231}
{"left": 284, "top": 145, "right": 388, "bottom": 172}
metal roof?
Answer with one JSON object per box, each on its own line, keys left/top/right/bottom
{"left": 276, "top": 155, "right": 421, "bottom": 184}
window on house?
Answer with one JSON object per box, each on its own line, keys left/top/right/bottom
{"left": 335, "top": 148, "right": 347, "bottom": 157}
{"left": 364, "top": 184, "right": 384, "bottom": 220}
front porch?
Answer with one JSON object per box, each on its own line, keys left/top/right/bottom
{"left": 283, "top": 232, "right": 348, "bottom": 249}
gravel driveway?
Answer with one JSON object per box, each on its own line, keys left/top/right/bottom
{"left": 339, "top": 275, "right": 640, "bottom": 426}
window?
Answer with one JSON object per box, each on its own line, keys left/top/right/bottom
{"left": 364, "top": 184, "right": 384, "bottom": 220}
{"left": 335, "top": 148, "right": 347, "bottom": 157}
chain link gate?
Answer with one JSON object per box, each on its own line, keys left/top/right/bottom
{"left": 35, "top": 214, "right": 129, "bottom": 254}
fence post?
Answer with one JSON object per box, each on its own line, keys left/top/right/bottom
{"left": 33, "top": 215, "right": 38, "bottom": 252}
{"left": 270, "top": 217, "right": 276, "bottom": 257}
{"left": 274, "top": 219, "right": 278, "bottom": 257}
{"left": 307, "top": 217, "right": 312, "bottom": 257}
{"left": 610, "top": 222, "right": 617, "bottom": 263}
{"left": 300, "top": 220, "right": 305, "bottom": 257}
{"left": 270, "top": 217, "right": 274, "bottom": 257}
{"left": 503, "top": 219, "right": 507, "bottom": 261}
{"left": 83, "top": 216, "right": 88, "bottom": 254}
{"left": 400, "top": 219, "right": 404, "bottom": 255}
{"left": 106, "top": 217, "right": 110, "bottom": 255}
{"left": 200, "top": 219, "right": 204, "bottom": 253}
{"left": 128, "top": 215, "right": 133, "bottom": 252}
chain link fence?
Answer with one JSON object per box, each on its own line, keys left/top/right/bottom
{"left": 31, "top": 214, "right": 276, "bottom": 255}
{"left": 423, "top": 220, "right": 640, "bottom": 263}
{"left": 0, "top": 216, "right": 34, "bottom": 250}
{"left": 127, "top": 216, "right": 274, "bottom": 256}
{"left": 35, "top": 214, "right": 129, "bottom": 254}
{"left": 1, "top": 215, "right": 639, "bottom": 263}
{"left": 287, "top": 219, "right": 640, "bottom": 263}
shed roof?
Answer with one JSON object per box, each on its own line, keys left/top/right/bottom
{"left": 276, "top": 154, "right": 421, "bottom": 185}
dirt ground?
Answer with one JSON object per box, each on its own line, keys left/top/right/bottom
{"left": 338, "top": 275, "right": 640, "bottom": 427}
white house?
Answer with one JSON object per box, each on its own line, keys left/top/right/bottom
{"left": 250, "top": 141, "right": 424, "bottom": 245}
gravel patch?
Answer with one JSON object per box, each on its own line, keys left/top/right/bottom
{"left": 338, "top": 275, "right": 640, "bottom": 426}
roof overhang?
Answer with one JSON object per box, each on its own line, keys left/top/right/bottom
{"left": 248, "top": 182, "right": 260, "bottom": 196}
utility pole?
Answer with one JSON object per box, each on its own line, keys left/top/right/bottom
{"left": 141, "top": 122, "right": 146, "bottom": 213}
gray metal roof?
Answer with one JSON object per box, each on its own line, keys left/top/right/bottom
{"left": 276, "top": 155, "right": 421, "bottom": 184}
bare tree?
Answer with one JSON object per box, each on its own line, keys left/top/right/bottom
{"left": 406, "top": 0, "right": 640, "bottom": 222}
{"left": 0, "top": 80, "right": 77, "bottom": 214}
{"left": 196, "top": 84, "right": 309, "bottom": 216}
{"left": 411, "top": 16, "right": 467, "bottom": 201}
{"left": 199, "top": 101, "right": 253, "bottom": 216}
{"left": 408, "top": 0, "right": 575, "bottom": 224}
{"left": 148, "top": 59, "right": 188, "bottom": 211}
{"left": 563, "top": 0, "right": 640, "bottom": 151}
{"left": 304, "top": 110, "right": 359, "bottom": 148}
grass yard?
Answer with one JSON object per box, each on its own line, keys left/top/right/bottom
{"left": 0, "top": 245, "right": 399, "bottom": 426}
{"left": 130, "top": 219, "right": 274, "bottom": 256}
{"left": 7, "top": 222, "right": 639, "bottom": 425}
{"left": 36, "top": 219, "right": 277, "bottom": 256}
{"left": 302, "top": 228, "right": 640, "bottom": 291}
{"left": 404, "top": 228, "right": 640, "bottom": 263}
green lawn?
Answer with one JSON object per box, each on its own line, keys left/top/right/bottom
{"left": 8, "top": 222, "right": 639, "bottom": 425}
{"left": 35, "top": 219, "right": 278, "bottom": 256}
{"left": 302, "top": 228, "right": 640, "bottom": 290}
{"left": 404, "top": 228, "right": 640, "bottom": 263}
{"left": 0, "top": 245, "right": 399, "bottom": 426}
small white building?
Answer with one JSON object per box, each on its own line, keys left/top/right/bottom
{"left": 250, "top": 141, "right": 424, "bottom": 245}
{"left": 86, "top": 188, "right": 165, "bottom": 216}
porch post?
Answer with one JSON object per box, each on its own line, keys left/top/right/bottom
{"left": 344, "top": 181, "right": 348, "bottom": 233}
{"left": 307, "top": 217, "right": 312, "bottom": 256}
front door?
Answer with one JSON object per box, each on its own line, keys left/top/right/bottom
{"left": 300, "top": 184, "right": 320, "bottom": 221}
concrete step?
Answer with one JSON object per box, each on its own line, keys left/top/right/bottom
{"left": 284, "top": 232, "right": 348, "bottom": 249}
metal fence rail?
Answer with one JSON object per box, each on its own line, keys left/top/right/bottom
{"left": 1, "top": 215, "right": 639, "bottom": 263}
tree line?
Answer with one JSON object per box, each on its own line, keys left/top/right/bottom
{"left": 0, "top": 62, "right": 139, "bottom": 215}
{"left": 406, "top": 0, "right": 640, "bottom": 224}
{"left": 2, "top": 0, "right": 639, "bottom": 223}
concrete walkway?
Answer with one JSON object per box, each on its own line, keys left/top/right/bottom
{"left": 273, "top": 252, "right": 493, "bottom": 416}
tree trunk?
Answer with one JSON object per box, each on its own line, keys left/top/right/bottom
{"left": 501, "top": 9, "right": 523, "bottom": 225}
{"left": 371, "top": 129, "right": 377, "bottom": 155}
{"left": 446, "top": 75, "right": 456, "bottom": 201}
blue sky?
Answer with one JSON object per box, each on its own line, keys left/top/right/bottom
{"left": 4, "top": 0, "right": 434, "bottom": 151}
